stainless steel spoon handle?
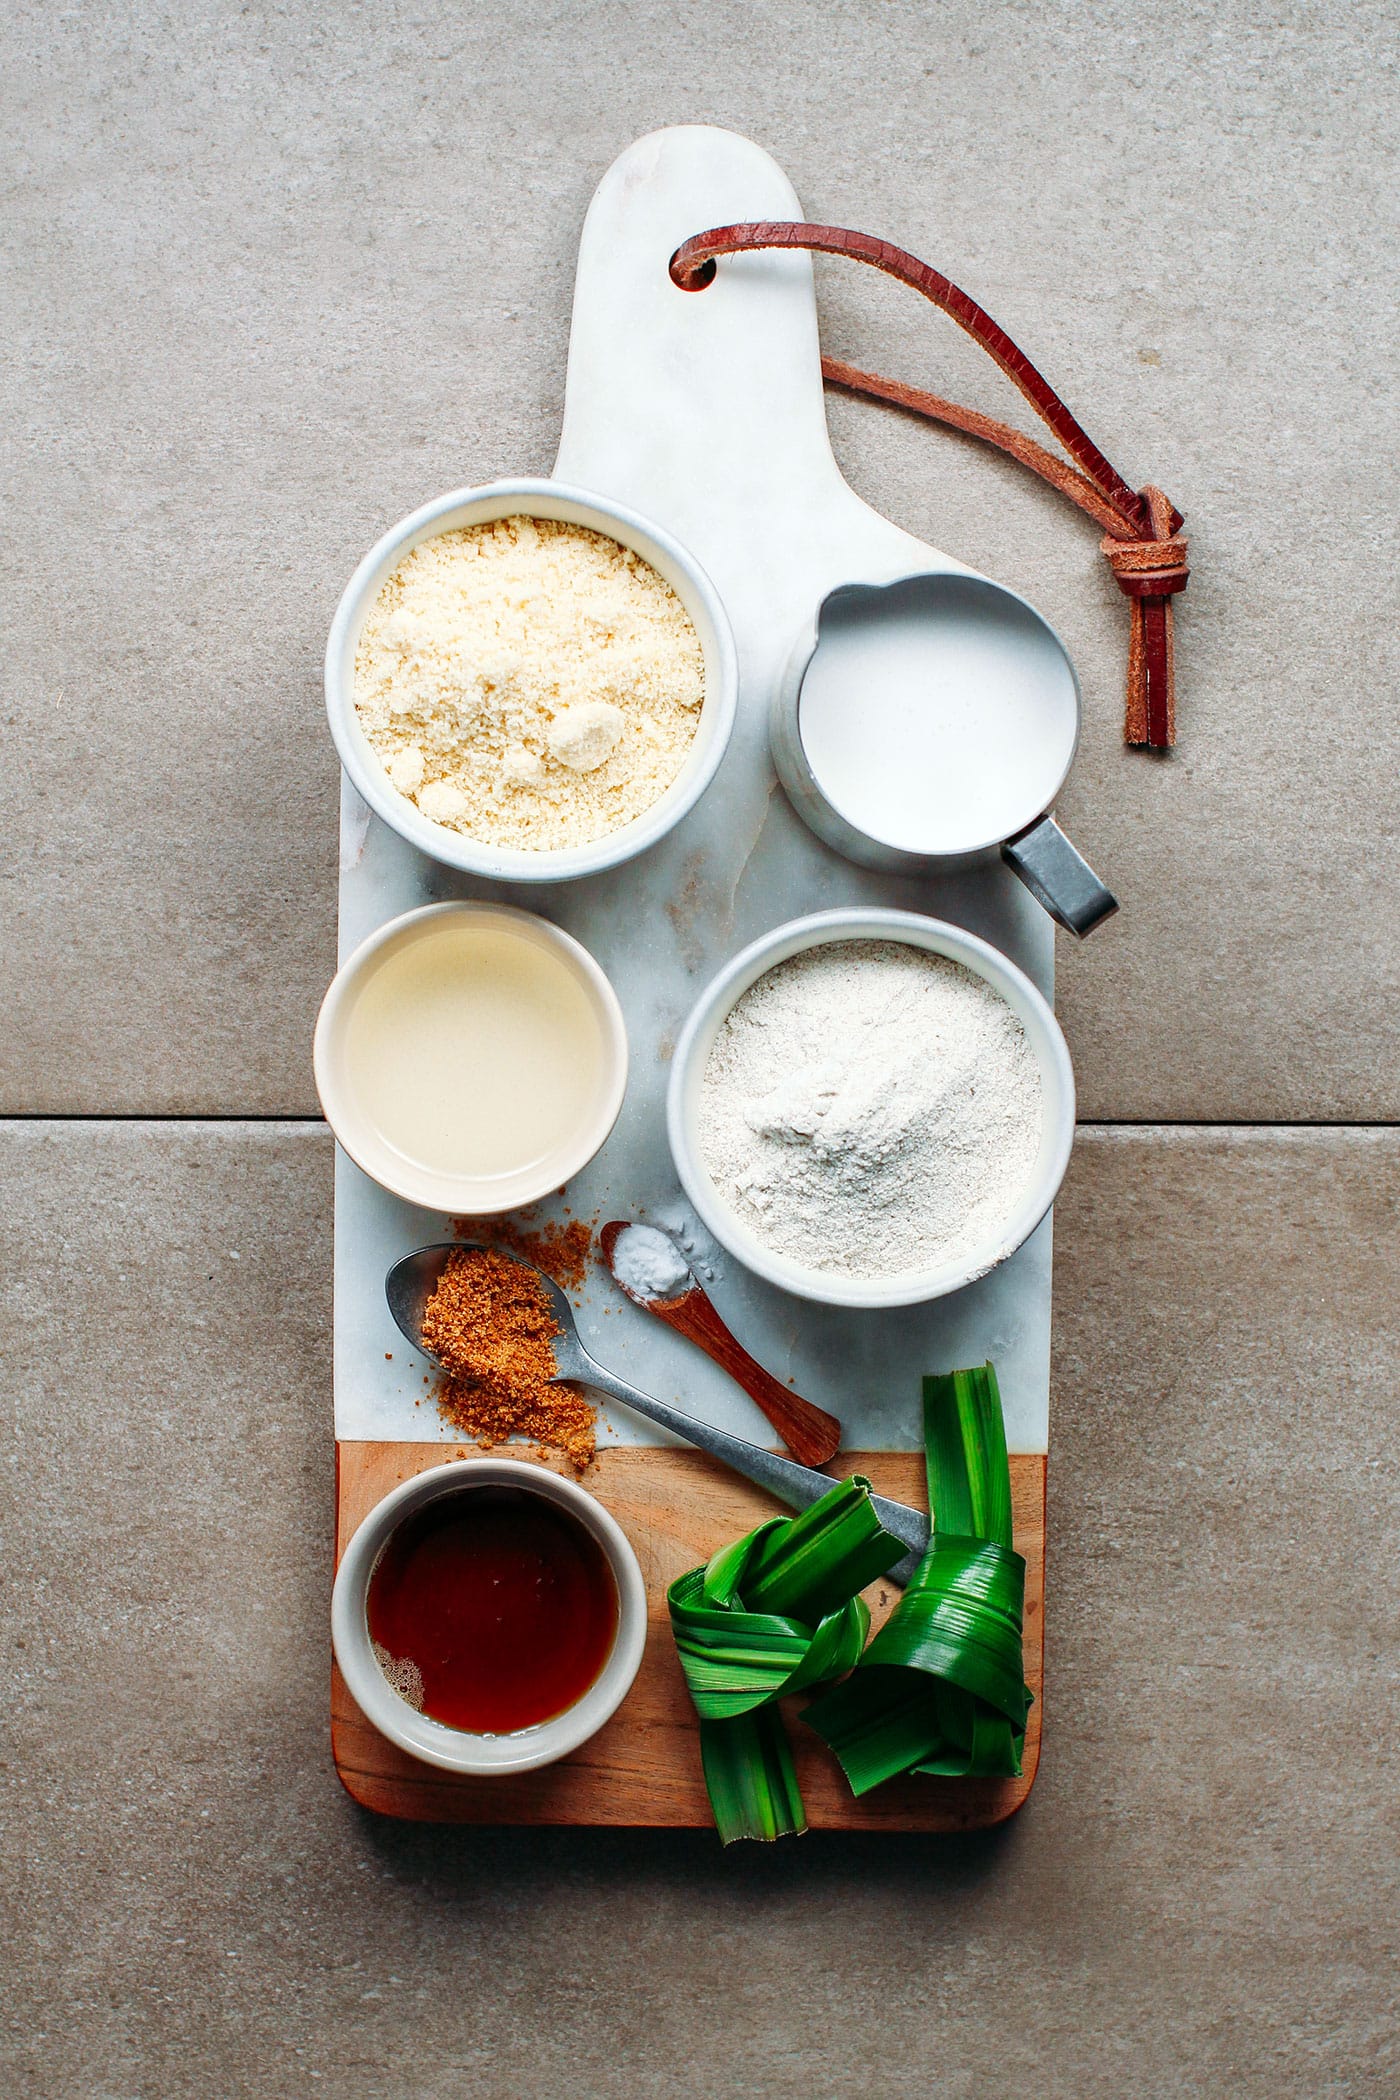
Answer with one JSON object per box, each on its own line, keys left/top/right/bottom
{"left": 382, "top": 1243, "right": 931, "bottom": 1585}
{"left": 571, "top": 1353, "right": 929, "bottom": 1582}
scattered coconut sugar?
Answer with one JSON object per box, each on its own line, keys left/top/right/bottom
{"left": 422, "top": 1245, "right": 596, "bottom": 1472}
{"left": 353, "top": 515, "right": 705, "bottom": 851}
{"left": 450, "top": 1212, "right": 594, "bottom": 1292}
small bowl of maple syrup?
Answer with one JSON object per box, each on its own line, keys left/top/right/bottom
{"left": 332, "top": 1458, "right": 647, "bottom": 1775}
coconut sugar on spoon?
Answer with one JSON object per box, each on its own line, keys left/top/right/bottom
{"left": 422, "top": 1246, "right": 597, "bottom": 1470}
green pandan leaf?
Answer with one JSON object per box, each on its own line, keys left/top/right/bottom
{"left": 667, "top": 1366, "right": 1033, "bottom": 1838}
{"left": 698, "top": 1709, "right": 806, "bottom": 1845}
{"left": 925, "top": 1365, "right": 1014, "bottom": 1550}
{"left": 803, "top": 1365, "right": 1032, "bottom": 1795}
{"left": 667, "top": 1475, "right": 905, "bottom": 1842}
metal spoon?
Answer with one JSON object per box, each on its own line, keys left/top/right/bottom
{"left": 385, "top": 1242, "right": 929, "bottom": 1584}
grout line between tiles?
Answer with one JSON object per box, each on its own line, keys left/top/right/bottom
{"left": 0, "top": 1115, "right": 1394, "bottom": 1131}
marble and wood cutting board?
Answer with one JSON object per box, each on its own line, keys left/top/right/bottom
{"left": 331, "top": 124, "right": 1053, "bottom": 1828}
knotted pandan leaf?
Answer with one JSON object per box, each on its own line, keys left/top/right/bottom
{"left": 667, "top": 1476, "right": 906, "bottom": 1843}
{"left": 803, "top": 1365, "right": 1033, "bottom": 1793}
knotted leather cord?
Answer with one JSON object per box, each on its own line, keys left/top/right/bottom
{"left": 671, "top": 221, "right": 1189, "bottom": 748}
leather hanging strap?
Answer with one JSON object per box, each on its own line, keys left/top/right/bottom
{"left": 671, "top": 221, "right": 1189, "bottom": 749}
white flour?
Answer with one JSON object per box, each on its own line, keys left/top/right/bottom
{"left": 610, "top": 1223, "right": 692, "bottom": 1302}
{"left": 696, "top": 941, "right": 1043, "bottom": 1279}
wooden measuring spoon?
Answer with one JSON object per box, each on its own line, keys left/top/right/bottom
{"left": 599, "top": 1220, "right": 843, "bottom": 1468}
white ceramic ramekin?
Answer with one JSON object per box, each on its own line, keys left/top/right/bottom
{"left": 325, "top": 476, "right": 738, "bottom": 880}
{"left": 313, "top": 900, "right": 628, "bottom": 1214}
{"left": 666, "top": 907, "right": 1076, "bottom": 1310}
{"left": 331, "top": 1458, "right": 648, "bottom": 1777}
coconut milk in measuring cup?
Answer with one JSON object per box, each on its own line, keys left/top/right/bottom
{"left": 770, "top": 570, "right": 1117, "bottom": 935}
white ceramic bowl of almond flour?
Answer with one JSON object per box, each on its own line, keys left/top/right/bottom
{"left": 325, "top": 477, "right": 738, "bottom": 881}
{"left": 667, "top": 908, "right": 1075, "bottom": 1309}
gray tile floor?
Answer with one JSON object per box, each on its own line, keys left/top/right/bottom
{"left": 3, "top": 4, "right": 1396, "bottom": 2095}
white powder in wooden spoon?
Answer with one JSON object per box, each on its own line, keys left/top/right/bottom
{"left": 696, "top": 941, "right": 1043, "bottom": 1280}
{"left": 611, "top": 1223, "right": 693, "bottom": 1302}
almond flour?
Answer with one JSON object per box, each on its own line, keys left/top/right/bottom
{"left": 354, "top": 515, "right": 705, "bottom": 851}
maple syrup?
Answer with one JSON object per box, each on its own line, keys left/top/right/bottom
{"left": 366, "top": 1486, "right": 619, "bottom": 1734}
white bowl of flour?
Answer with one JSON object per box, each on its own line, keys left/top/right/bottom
{"left": 326, "top": 478, "right": 738, "bottom": 880}
{"left": 668, "top": 909, "right": 1075, "bottom": 1308}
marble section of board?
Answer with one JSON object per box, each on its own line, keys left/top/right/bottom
{"left": 334, "top": 822, "right": 1057, "bottom": 1455}
{"left": 334, "top": 126, "right": 1058, "bottom": 1453}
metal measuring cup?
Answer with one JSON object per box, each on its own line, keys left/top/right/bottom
{"left": 770, "top": 571, "right": 1117, "bottom": 936}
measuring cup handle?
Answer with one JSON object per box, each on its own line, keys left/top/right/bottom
{"left": 1002, "top": 816, "right": 1119, "bottom": 937}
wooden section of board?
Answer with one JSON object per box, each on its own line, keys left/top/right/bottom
{"left": 331, "top": 1441, "right": 1044, "bottom": 1830}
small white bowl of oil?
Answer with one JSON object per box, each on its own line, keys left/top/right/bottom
{"left": 314, "top": 901, "right": 628, "bottom": 1213}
